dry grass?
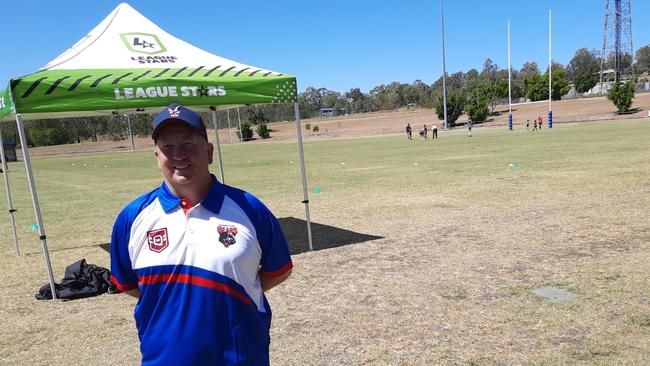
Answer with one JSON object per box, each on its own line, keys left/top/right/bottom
{"left": 0, "top": 117, "right": 648, "bottom": 365}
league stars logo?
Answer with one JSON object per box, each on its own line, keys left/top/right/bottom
{"left": 217, "top": 225, "right": 238, "bottom": 247}
{"left": 133, "top": 37, "right": 155, "bottom": 49}
{"left": 198, "top": 85, "right": 209, "bottom": 97}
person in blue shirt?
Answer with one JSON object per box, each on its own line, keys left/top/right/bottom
{"left": 111, "top": 103, "right": 292, "bottom": 365}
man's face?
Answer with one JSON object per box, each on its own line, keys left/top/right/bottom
{"left": 154, "top": 122, "right": 213, "bottom": 190}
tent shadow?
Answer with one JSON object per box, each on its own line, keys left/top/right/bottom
{"left": 97, "top": 217, "right": 383, "bottom": 255}
{"left": 278, "top": 216, "right": 383, "bottom": 255}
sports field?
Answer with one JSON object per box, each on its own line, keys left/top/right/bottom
{"left": 0, "top": 119, "right": 648, "bottom": 364}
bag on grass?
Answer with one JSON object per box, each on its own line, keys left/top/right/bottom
{"left": 35, "top": 258, "right": 118, "bottom": 300}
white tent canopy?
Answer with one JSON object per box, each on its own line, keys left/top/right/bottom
{"left": 1, "top": 3, "right": 312, "bottom": 299}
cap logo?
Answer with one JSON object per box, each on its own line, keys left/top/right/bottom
{"left": 168, "top": 105, "right": 182, "bottom": 118}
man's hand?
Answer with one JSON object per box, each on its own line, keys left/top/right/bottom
{"left": 124, "top": 288, "right": 141, "bottom": 298}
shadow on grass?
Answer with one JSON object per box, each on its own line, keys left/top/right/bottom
{"left": 96, "top": 217, "right": 383, "bottom": 256}
{"left": 278, "top": 216, "right": 383, "bottom": 255}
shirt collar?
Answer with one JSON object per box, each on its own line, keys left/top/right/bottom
{"left": 157, "top": 175, "right": 225, "bottom": 214}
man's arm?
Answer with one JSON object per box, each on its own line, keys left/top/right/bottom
{"left": 260, "top": 268, "right": 292, "bottom": 292}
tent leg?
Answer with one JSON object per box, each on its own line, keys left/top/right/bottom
{"left": 15, "top": 114, "right": 57, "bottom": 300}
{"left": 226, "top": 109, "right": 233, "bottom": 144}
{"left": 236, "top": 108, "right": 242, "bottom": 142}
{"left": 293, "top": 103, "right": 313, "bottom": 251}
{"left": 210, "top": 108, "right": 225, "bottom": 184}
{"left": 126, "top": 114, "right": 135, "bottom": 151}
{"left": 0, "top": 128, "right": 20, "bottom": 256}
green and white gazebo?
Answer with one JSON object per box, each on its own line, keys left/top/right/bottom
{"left": 0, "top": 3, "right": 313, "bottom": 299}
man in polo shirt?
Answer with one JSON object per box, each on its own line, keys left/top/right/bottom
{"left": 110, "top": 103, "right": 292, "bottom": 365}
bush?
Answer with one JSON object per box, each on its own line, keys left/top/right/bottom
{"left": 305, "top": 123, "right": 311, "bottom": 131}
{"left": 27, "top": 127, "right": 70, "bottom": 146}
{"left": 607, "top": 81, "right": 635, "bottom": 113}
{"left": 466, "top": 88, "right": 490, "bottom": 122}
{"left": 238, "top": 122, "right": 254, "bottom": 141}
{"left": 256, "top": 123, "right": 270, "bottom": 139}
{"left": 436, "top": 91, "right": 465, "bottom": 126}
{"left": 466, "top": 98, "right": 489, "bottom": 122}
{"left": 312, "top": 125, "right": 320, "bottom": 134}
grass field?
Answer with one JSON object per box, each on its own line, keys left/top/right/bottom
{"left": 0, "top": 120, "right": 648, "bottom": 365}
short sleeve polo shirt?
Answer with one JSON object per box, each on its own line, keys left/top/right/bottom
{"left": 110, "top": 176, "right": 292, "bottom": 365}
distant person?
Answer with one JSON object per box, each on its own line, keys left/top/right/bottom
{"left": 467, "top": 119, "right": 473, "bottom": 137}
{"left": 406, "top": 123, "right": 413, "bottom": 140}
{"left": 423, "top": 124, "right": 428, "bottom": 139}
{"left": 538, "top": 116, "right": 543, "bottom": 129}
{"left": 526, "top": 119, "right": 530, "bottom": 130}
{"left": 533, "top": 119, "right": 538, "bottom": 131}
{"left": 431, "top": 124, "right": 438, "bottom": 139}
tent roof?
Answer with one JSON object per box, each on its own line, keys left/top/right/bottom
{"left": 1, "top": 3, "right": 296, "bottom": 121}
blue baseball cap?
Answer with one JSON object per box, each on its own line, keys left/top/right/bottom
{"left": 152, "top": 103, "right": 207, "bottom": 140}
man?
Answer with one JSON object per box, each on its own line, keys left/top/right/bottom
{"left": 431, "top": 124, "right": 438, "bottom": 139}
{"left": 405, "top": 123, "right": 413, "bottom": 140}
{"left": 467, "top": 118, "right": 473, "bottom": 137}
{"left": 110, "top": 103, "right": 292, "bottom": 365}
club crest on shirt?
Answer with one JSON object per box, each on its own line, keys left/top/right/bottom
{"left": 147, "top": 228, "right": 169, "bottom": 253}
{"left": 217, "top": 225, "right": 238, "bottom": 247}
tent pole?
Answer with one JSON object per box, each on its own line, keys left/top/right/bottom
{"left": 293, "top": 103, "right": 313, "bottom": 251}
{"left": 210, "top": 108, "right": 225, "bottom": 184}
{"left": 226, "top": 109, "right": 233, "bottom": 144}
{"left": 0, "top": 128, "right": 20, "bottom": 256}
{"left": 236, "top": 108, "right": 242, "bottom": 142}
{"left": 15, "top": 114, "right": 57, "bottom": 299}
{"left": 126, "top": 114, "right": 135, "bottom": 151}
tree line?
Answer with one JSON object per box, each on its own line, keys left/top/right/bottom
{"left": 6, "top": 44, "right": 650, "bottom": 147}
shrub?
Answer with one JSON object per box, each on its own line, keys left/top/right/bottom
{"left": 238, "top": 122, "right": 254, "bottom": 141}
{"left": 27, "top": 127, "right": 70, "bottom": 146}
{"left": 436, "top": 91, "right": 466, "bottom": 126}
{"left": 312, "top": 125, "right": 320, "bottom": 134}
{"left": 607, "top": 81, "right": 635, "bottom": 113}
{"left": 466, "top": 89, "right": 490, "bottom": 122}
{"left": 256, "top": 123, "right": 270, "bottom": 139}
{"left": 305, "top": 123, "right": 311, "bottom": 131}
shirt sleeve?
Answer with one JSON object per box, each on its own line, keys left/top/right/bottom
{"left": 246, "top": 194, "right": 292, "bottom": 277}
{"left": 110, "top": 207, "right": 139, "bottom": 291}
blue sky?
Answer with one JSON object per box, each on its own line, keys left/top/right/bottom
{"left": 2, "top": 1, "right": 648, "bottom": 93}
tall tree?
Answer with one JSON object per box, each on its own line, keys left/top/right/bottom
{"left": 635, "top": 45, "right": 650, "bottom": 74}
{"left": 567, "top": 48, "right": 600, "bottom": 80}
{"left": 480, "top": 58, "right": 499, "bottom": 83}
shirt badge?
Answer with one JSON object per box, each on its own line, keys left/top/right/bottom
{"left": 217, "top": 225, "right": 238, "bottom": 247}
{"left": 147, "top": 228, "right": 169, "bottom": 253}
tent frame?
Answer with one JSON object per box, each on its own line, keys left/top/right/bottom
{"left": 3, "top": 101, "right": 313, "bottom": 301}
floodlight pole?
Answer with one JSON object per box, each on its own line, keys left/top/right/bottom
{"left": 15, "top": 113, "right": 57, "bottom": 299}
{"left": 508, "top": 20, "right": 513, "bottom": 131}
{"left": 0, "top": 128, "right": 20, "bottom": 256}
{"left": 548, "top": 9, "right": 553, "bottom": 128}
{"left": 126, "top": 114, "right": 135, "bottom": 151}
{"left": 440, "top": 0, "right": 448, "bottom": 130}
{"left": 293, "top": 102, "right": 313, "bottom": 251}
{"left": 210, "top": 108, "right": 226, "bottom": 184}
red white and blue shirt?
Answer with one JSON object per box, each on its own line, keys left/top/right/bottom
{"left": 110, "top": 176, "right": 292, "bottom": 365}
